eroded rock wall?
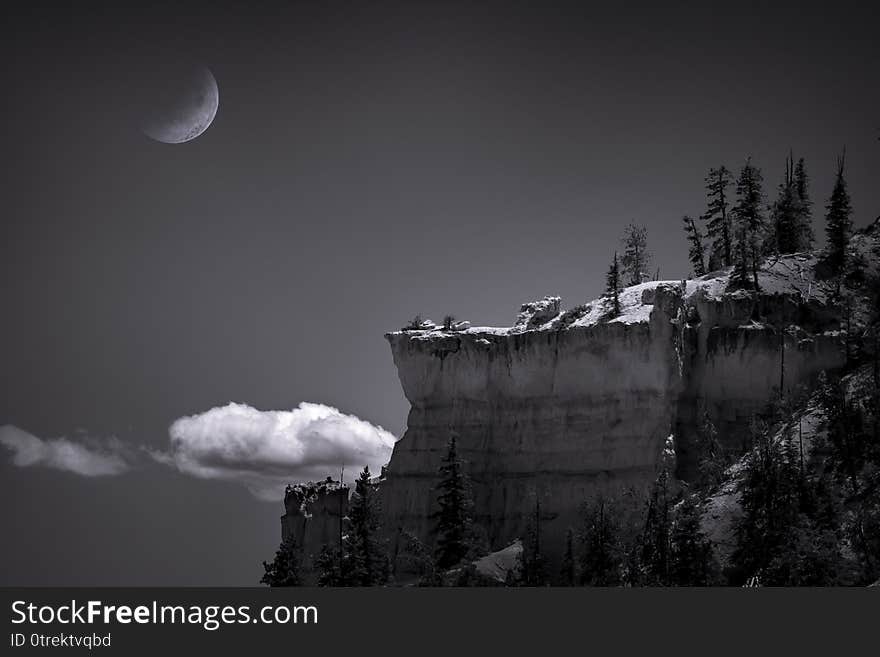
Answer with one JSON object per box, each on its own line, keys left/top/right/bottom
{"left": 380, "top": 270, "right": 848, "bottom": 566}
{"left": 381, "top": 285, "right": 686, "bottom": 559}
{"left": 280, "top": 479, "right": 348, "bottom": 581}
{"left": 674, "top": 283, "right": 845, "bottom": 474}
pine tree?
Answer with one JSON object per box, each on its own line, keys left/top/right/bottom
{"left": 604, "top": 252, "right": 621, "bottom": 317}
{"left": 732, "top": 418, "right": 803, "bottom": 584}
{"left": 521, "top": 495, "right": 549, "bottom": 586}
{"left": 559, "top": 528, "right": 577, "bottom": 586}
{"left": 403, "top": 313, "right": 424, "bottom": 331}
{"left": 578, "top": 494, "right": 622, "bottom": 586}
{"left": 398, "top": 530, "right": 440, "bottom": 586}
{"left": 620, "top": 223, "right": 651, "bottom": 286}
{"left": 850, "top": 483, "right": 880, "bottom": 584}
{"left": 729, "top": 224, "right": 752, "bottom": 290}
{"left": 260, "top": 534, "right": 302, "bottom": 587}
{"left": 640, "top": 468, "right": 672, "bottom": 585}
{"left": 765, "top": 512, "right": 841, "bottom": 585}
{"left": 819, "top": 376, "right": 869, "bottom": 492}
{"left": 314, "top": 544, "right": 345, "bottom": 586}
{"left": 695, "top": 411, "right": 726, "bottom": 491}
{"left": 731, "top": 159, "right": 766, "bottom": 290}
{"left": 823, "top": 150, "right": 853, "bottom": 278}
{"left": 766, "top": 153, "right": 812, "bottom": 254}
{"left": 768, "top": 153, "right": 800, "bottom": 255}
{"left": 433, "top": 436, "right": 477, "bottom": 570}
{"left": 669, "top": 493, "right": 717, "bottom": 585}
{"left": 793, "top": 157, "right": 814, "bottom": 250}
{"left": 682, "top": 214, "right": 707, "bottom": 276}
{"left": 344, "top": 466, "right": 389, "bottom": 586}
{"left": 816, "top": 373, "right": 880, "bottom": 584}
{"left": 701, "top": 165, "right": 733, "bottom": 269}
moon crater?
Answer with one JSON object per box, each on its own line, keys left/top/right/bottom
{"left": 142, "top": 66, "right": 218, "bottom": 144}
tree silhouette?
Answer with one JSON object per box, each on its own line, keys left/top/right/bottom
{"left": 731, "top": 159, "right": 766, "bottom": 289}
{"left": 793, "top": 157, "right": 814, "bottom": 250}
{"left": 702, "top": 165, "right": 734, "bottom": 269}
{"left": 578, "top": 494, "right": 622, "bottom": 586}
{"left": 823, "top": 149, "right": 853, "bottom": 279}
{"left": 433, "top": 436, "right": 477, "bottom": 570}
{"left": 669, "top": 493, "right": 718, "bottom": 585}
{"left": 260, "top": 534, "right": 302, "bottom": 587}
{"left": 682, "top": 214, "right": 707, "bottom": 276}
{"left": 620, "top": 223, "right": 651, "bottom": 286}
{"left": 604, "top": 252, "right": 621, "bottom": 317}
{"left": 344, "top": 466, "right": 390, "bottom": 586}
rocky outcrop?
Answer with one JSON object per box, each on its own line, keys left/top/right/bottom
{"left": 381, "top": 282, "right": 688, "bottom": 562}
{"left": 472, "top": 540, "right": 523, "bottom": 584}
{"left": 380, "top": 251, "right": 856, "bottom": 567}
{"left": 281, "top": 478, "right": 348, "bottom": 580}
{"left": 675, "top": 254, "right": 845, "bottom": 473}
{"left": 515, "top": 296, "right": 562, "bottom": 329}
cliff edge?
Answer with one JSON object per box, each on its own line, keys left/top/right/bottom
{"left": 379, "top": 240, "right": 877, "bottom": 564}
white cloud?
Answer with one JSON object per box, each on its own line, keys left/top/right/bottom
{"left": 0, "top": 424, "right": 130, "bottom": 476}
{"left": 160, "top": 402, "right": 397, "bottom": 500}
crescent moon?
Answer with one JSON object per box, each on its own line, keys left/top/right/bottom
{"left": 142, "top": 66, "right": 219, "bottom": 144}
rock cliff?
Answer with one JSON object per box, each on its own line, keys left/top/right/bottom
{"left": 380, "top": 250, "right": 856, "bottom": 565}
{"left": 281, "top": 478, "right": 349, "bottom": 581}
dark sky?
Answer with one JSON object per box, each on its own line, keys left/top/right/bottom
{"left": 1, "top": 1, "right": 878, "bottom": 585}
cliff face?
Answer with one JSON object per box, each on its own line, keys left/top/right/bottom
{"left": 281, "top": 479, "right": 348, "bottom": 581}
{"left": 675, "top": 254, "right": 846, "bottom": 471}
{"left": 380, "top": 253, "right": 850, "bottom": 563}
{"left": 382, "top": 283, "right": 686, "bottom": 553}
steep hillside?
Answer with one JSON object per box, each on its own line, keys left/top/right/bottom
{"left": 701, "top": 362, "right": 879, "bottom": 584}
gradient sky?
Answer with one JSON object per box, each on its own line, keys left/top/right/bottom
{"left": 1, "top": 0, "right": 878, "bottom": 585}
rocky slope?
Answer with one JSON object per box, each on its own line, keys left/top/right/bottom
{"left": 700, "top": 360, "right": 879, "bottom": 583}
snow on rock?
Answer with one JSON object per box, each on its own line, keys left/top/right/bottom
{"left": 514, "top": 295, "right": 561, "bottom": 330}
{"left": 473, "top": 540, "right": 523, "bottom": 584}
{"left": 388, "top": 238, "right": 875, "bottom": 344}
